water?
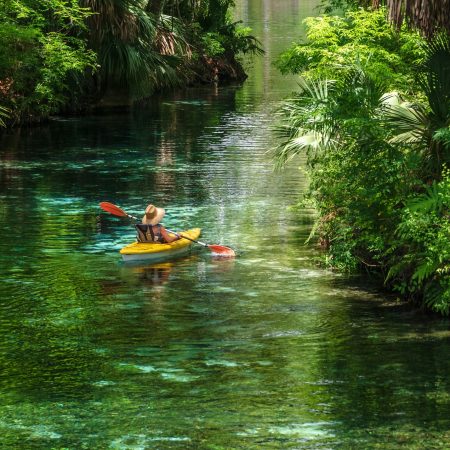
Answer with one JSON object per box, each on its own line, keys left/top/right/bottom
{"left": 1, "top": 1, "right": 450, "bottom": 448}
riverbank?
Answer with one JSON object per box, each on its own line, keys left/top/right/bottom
{"left": 0, "top": 0, "right": 261, "bottom": 127}
{"left": 275, "top": 7, "right": 450, "bottom": 315}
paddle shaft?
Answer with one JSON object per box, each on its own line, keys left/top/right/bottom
{"left": 165, "top": 228, "right": 209, "bottom": 248}
{"left": 113, "top": 211, "right": 208, "bottom": 247}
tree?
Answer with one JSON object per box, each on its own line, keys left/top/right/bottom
{"left": 80, "top": 0, "right": 185, "bottom": 106}
{"left": 386, "top": 0, "right": 450, "bottom": 37}
{"left": 322, "top": 0, "right": 450, "bottom": 37}
{"left": 274, "top": 9, "right": 450, "bottom": 314}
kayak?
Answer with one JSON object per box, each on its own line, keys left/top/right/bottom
{"left": 120, "top": 228, "right": 201, "bottom": 263}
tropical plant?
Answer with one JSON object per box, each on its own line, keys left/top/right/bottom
{"left": 79, "top": 0, "right": 261, "bottom": 103}
{"left": 276, "top": 8, "right": 424, "bottom": 94}
{"left": 275, "top": 66, "right": 388, "bottom": 168}
{"left": 0, "top": 0, "right": 96, "bottom": 122}
{"left": 0, "top": 0, "right": 259, "bottom": 121}
{"left": 0, "top": 105, "right": 10, "bottom": 127}
{"left": 275, "top": 8, "right": 450, "bottom": 314}
{"left": 382, "top": 33, "right": 450, "bottom": 177}
{"left": 275, "top": 68, "right": 411, "bottom": 269}
{"left": 80, "top": 0, "right": 185, "bottom": 103}
{"left": 387, "top": 170, "right": 450, "bottom": 314}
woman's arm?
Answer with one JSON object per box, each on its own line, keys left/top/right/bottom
{"left": 161, "top": 227, "right": 180, "bottom": 243}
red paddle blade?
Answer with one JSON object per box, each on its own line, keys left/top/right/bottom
{"left": 207, "top": 245, "right": 236, "bottom": 257}
{"left": 99, "top": 202, "right": 128, "bottom": 217}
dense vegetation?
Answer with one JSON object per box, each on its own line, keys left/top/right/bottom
{"left": 0, "top": 0, "right": 96, "bottom": 125}
{"left": 0, "top": 0, "right": 261, "bottom": 125}
{"left": 275, "top": 7, "right": 450, "bottom": 314}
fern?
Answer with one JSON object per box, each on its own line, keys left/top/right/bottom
{"left": 412, "top": 259, "right": 440, "bottom": 284}
{"left": 434, "top": 127, "right": 450, "bottom": 150}
{"left": 407, "top": 181, "right": 445, "bottom": 214}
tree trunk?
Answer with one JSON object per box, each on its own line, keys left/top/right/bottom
{"left": 386, "top": 0, "right": 450, "bottom": 37}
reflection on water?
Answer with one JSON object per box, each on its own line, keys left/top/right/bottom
{"left": 131, "top": 262, "right": 173, "bottom": 285}
{"left": 1, "top": 0, "right": 450, "bottom": 448}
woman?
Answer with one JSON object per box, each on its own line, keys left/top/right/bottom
{"left": 135, "top": 204, "right": 180, "bottom": 244}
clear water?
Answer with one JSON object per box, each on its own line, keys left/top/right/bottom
{"left": 1, "top": 1, "right": 450, "bottom": 448}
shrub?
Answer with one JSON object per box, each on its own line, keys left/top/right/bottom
{"left": 275, "top": 9, "right": 450, "bottom": 314}
{"left": 0, "top": 0, "right": 96, "bottom": 123}
{"left": 276, "top": 8, "right": 424, "bottom": 94}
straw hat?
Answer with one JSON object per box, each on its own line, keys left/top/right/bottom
{"left": 142, "top": 204, "right": 165, "bottom": 225}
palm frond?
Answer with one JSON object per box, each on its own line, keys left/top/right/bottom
{"left": 273, "top": 77, "right": 338, "bottom": 168}
{"left": 0, "top": 105, "right": 10, "bottom": 127}
{"left": 274, "top": 135, "right": 320, "bottom": 169}
{"left": 297, "top": 76, "right": 331, "bottom": 102}
{"left": 156, "top": 14, "right": 191, "bottom": 57}
{"left": 82, "top": 0, "right": 182, "bottom": 97}
{"left": 418, "top": 33, "right": 450, "bottom": 125}
{"left": 381, "top": 93, "right": 430, "bottom": 144}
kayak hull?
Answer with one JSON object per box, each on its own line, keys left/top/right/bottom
{"left": 120, "top": 228, "right": 201, "bottom": 263}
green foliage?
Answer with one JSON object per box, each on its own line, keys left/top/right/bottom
{"left": 83, "top": 0, "right": 261, "bottom": 100}
{"left": 0, "top": 0, "right": 260, "bottom": 122}
{"left": 82, "top": 0, "right": 184, "bottom": 99}
{"left": 202, "top": 32, "right": 226, "bottom": 57}
{"left": 275, "top": 9, "right": 450, "bottom": 314}
{"left": 36, "top": 33, "right": 96, "bottom": 113}
{"left": 319, "top": 0, "right": 372, "bottom": 14}
{"left": 216, "top": 22, "right": 263, "bottom": 57}
{"left": 195, "top": 0, "right": 235, "bottom": 31}
{"left": 388, "top": 171, "right": 450, "bottom": 314}
{"left": 199, "top": 21, "right": 262, "bottom": 59}
{"left": 0, "top": 0, "right": 96, "bottom": 123}
{"left": 276, "top": 8, "right": 424, "bottom": 93}
{"left": 434, "top": 127, "right": 450, "bottom": 149}
{"left": 382, "top": 34, "right": 450, "bottom": 177}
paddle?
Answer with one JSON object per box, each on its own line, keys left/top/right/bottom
{"left": 99, "top": 202, "right": 236, "bottom": 257}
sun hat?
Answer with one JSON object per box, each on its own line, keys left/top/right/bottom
{"left": 142, "top": 204, "right": 165, "bottom": 225}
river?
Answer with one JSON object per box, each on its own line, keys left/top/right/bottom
{"left": 0, "top": 1, "right": 449, "bottom": 448}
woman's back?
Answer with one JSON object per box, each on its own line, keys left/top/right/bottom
{"left": 135, "top": 224, "right": 165, "bottom": 243}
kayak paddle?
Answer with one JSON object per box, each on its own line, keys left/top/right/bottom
{"left": 99, "top": 202, "right": 236, "bottom": 257}
{"left": 100, "top": 201, "right": 139, "bottom": 221}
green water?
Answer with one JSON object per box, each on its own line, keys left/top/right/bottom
{"left": 1, "top": 1, "right": 450, "bottom": 448}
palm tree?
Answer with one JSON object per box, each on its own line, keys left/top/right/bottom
{"left": 382, "top": 34, "right": 450, "bottom": 177}
{"left": 81, "top": 0, "right": 186, "bottom": 105}
{"left": 274, "top": 67, "right": 387, "bottom": 168}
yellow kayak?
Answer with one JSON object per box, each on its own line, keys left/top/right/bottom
{"left": 120, "top": 228, "right": 201, "bottom": 263}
